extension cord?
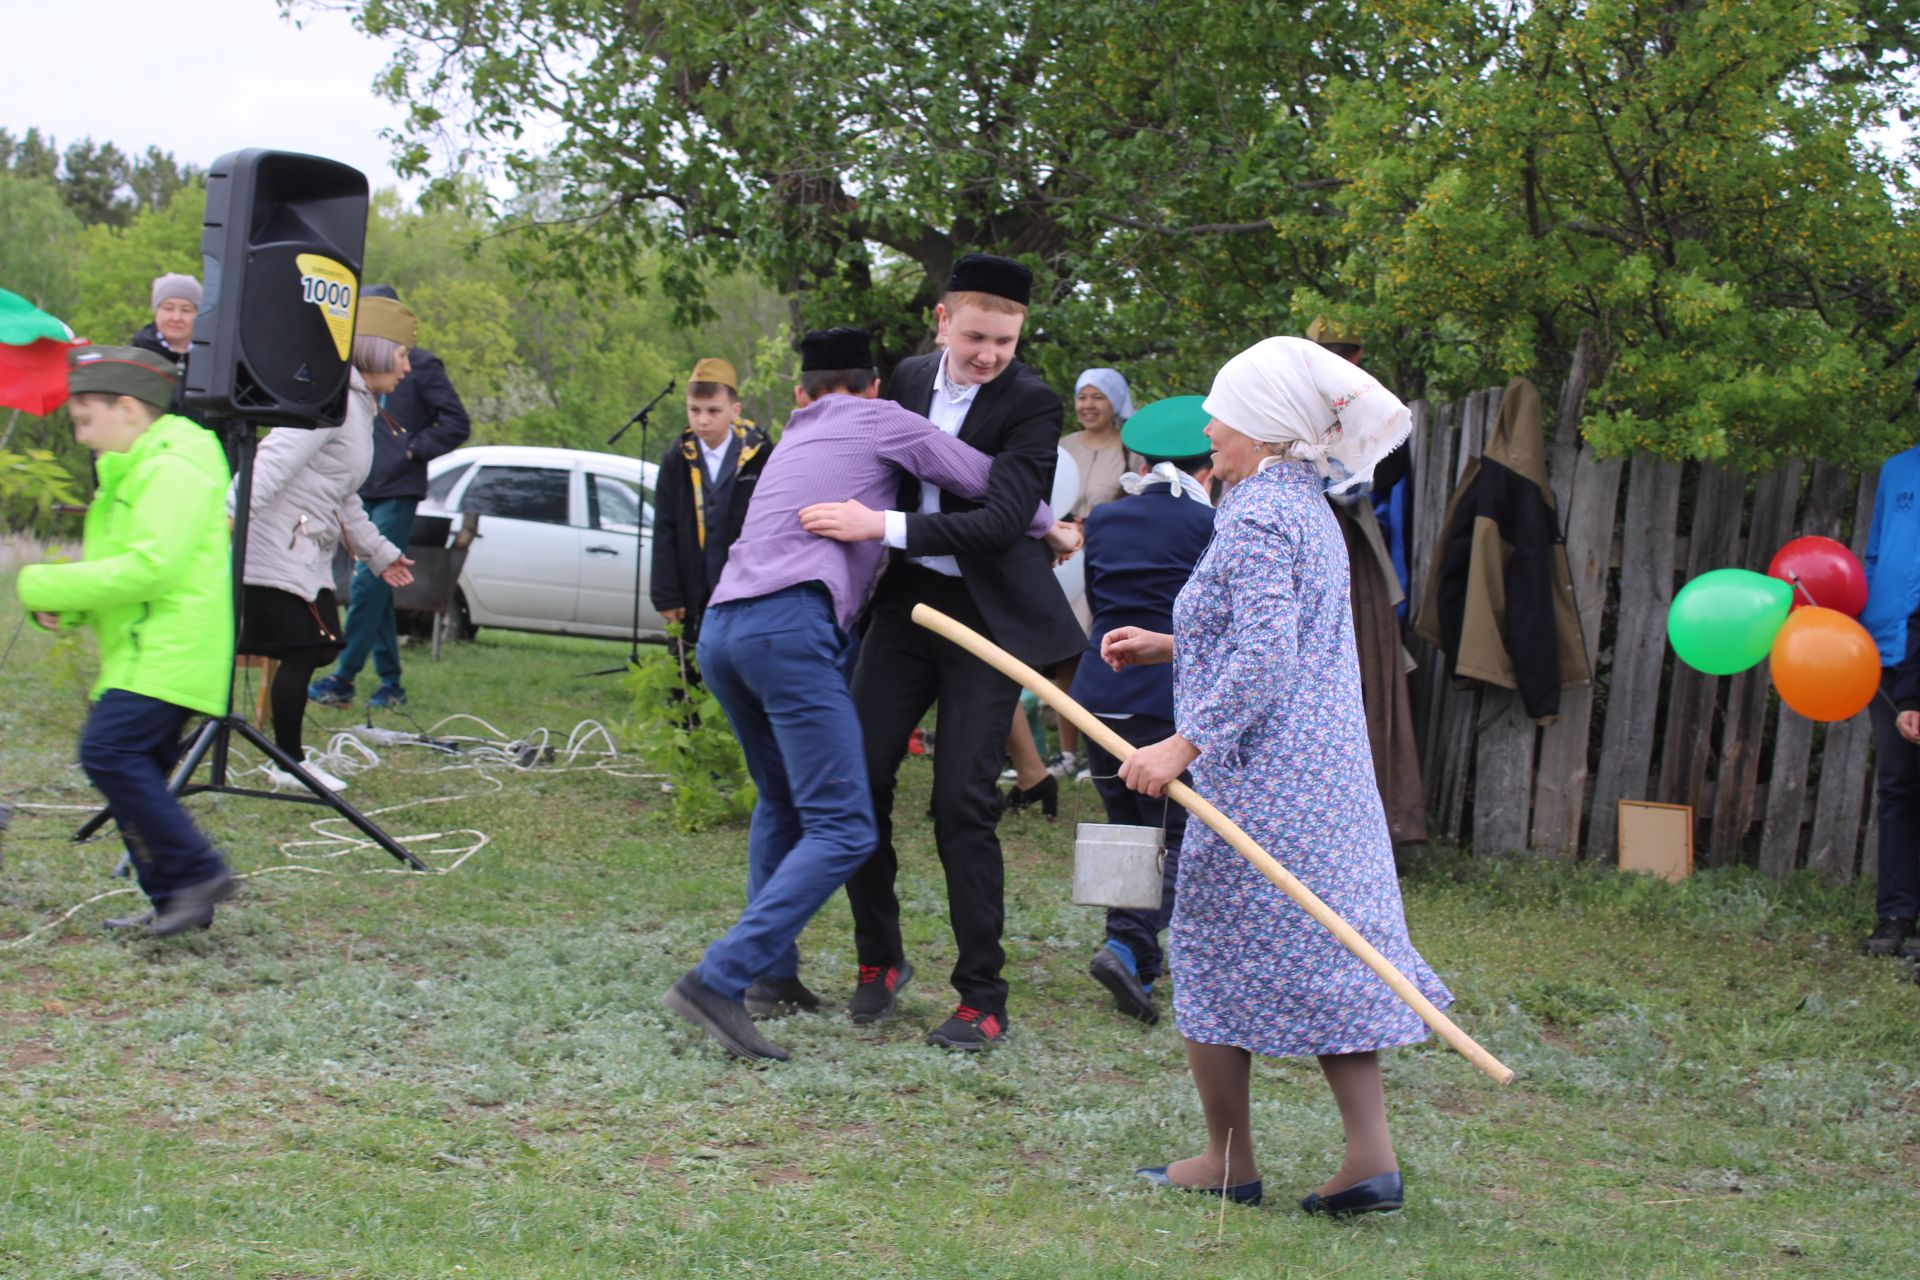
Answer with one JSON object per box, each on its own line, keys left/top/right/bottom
{"left": 346, "top": 725, "right": 418, "bottom": 746}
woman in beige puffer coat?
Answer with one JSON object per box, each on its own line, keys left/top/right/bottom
{"left": 235, "top": 296, "right": 418, "bottom": 791}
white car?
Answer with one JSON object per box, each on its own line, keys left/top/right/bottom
{"left": 420, "top": 445, "right": 667, "bottom": 642}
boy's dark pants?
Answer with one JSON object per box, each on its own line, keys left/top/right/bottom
{"left": 1085, "top": 714, "right": 1187, "bottom": 984}
{"left": 80, "top": 690, "right": 228, "bottom": 909}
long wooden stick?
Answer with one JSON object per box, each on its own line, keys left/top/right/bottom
{"left": 912, "top": 603, "right": 1515, "bottom": 1085}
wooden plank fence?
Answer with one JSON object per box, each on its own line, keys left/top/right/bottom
{"left": 1404, "top": 346, "right": 1880, "bottom": 881}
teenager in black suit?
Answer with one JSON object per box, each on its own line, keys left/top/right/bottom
{"left": 797, "top": 254, "right": 1085, "bottom": 1048}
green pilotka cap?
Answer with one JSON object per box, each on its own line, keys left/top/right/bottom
{"left": 1121, "top": 395, "right": 1211, "bottom": 460}
{"left": 68, "top": 346, "right": 179, "bottom": 409}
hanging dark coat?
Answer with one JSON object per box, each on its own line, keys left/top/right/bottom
{"left": 1414, "top": 377, "right": 1588, "bottom": 724}
{"left": 649, "top": 418, "right": 773, "bottom": 640}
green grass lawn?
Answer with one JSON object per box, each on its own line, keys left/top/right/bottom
{"left": 2, "top": 573, "right": 1916, "bottom": 1279}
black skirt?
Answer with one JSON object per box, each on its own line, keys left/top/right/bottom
{"left": 238, "top": 586, "right": 343, "bottom": 661}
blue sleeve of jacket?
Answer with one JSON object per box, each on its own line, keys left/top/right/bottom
{"left": 402, "top": 353, "right": 472, "bottom": 462}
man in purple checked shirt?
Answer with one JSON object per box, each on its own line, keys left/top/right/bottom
{"left": 662, "top": 327, "right": 1069, "bottom": 1062}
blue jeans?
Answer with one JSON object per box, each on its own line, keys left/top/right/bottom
{"left": 694, "top": 585, "right": 874, "bottom": 999}
{"left": 80, "top": 690, "right": 228, "bottom": 909}
{"left": 332, "top": 497, "right": 416, "bottom": 686}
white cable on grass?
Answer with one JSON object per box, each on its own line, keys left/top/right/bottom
{"left": 2, "top": 715, "right": 660, "bottom": 946}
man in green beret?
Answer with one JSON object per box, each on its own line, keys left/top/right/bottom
{"left": 1067, "top": 395, "right": 1217, "bottom": 1023}
{"left": 16, "top": 346, "right": 238, "bottom": 936}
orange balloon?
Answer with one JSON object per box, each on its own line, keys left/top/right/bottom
{"left": 1769, "top": 607, "right": 1880, "bottom": 722}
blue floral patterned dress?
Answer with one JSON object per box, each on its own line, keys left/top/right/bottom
{"left": 1168, "top": 460, "right": 1452, "bottom": 1057}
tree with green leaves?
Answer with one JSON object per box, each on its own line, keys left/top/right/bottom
{"left": 349, "top": 0, "right": 1365, "bottom": 391}
{"left": 348, "top": 0, "right": 1919, "bottom": 466}
{"left": 1320, "top": 0, "right": 1920, "bottom": 468}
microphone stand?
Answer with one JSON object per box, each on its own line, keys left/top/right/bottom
{"left": 583, "top": 379, "right": 675, "bottom": 677}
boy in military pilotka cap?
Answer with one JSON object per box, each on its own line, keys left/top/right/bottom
{"left": 15, "top": 347, "right": 238, "bottom": 937}
{"left": 649, "top": 356, "right": 774, "bottom": 655}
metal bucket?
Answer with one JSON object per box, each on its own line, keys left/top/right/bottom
{"left": 1072, "top": 823, "right": 1166, "bottom": 909}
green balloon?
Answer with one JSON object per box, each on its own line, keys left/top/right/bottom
{"left": 1667, "top": 568, "right": 1794, "bottom": 675}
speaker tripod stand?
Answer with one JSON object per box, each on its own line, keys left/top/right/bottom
{"left": 75, "top": 420, "right": 428, "bottom": 871}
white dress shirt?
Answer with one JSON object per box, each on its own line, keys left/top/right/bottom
{"left": 883, "top": 352, "right": 978, "bottom": 577}
{"left": 698, "top": 433, "right": 732, "bottom": 484}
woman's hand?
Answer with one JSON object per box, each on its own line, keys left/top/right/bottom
{"left": 1101, "top": 626, "right": 1174, "bottom": 671}
{"left": 1044, "top": 519, "right": 1083, "bottom": 564}
{"left": 798, "top": 499, "right": 886, "bottom": 542}
{"left": 380, "top": 556, "right": 415, "bottom": 588}
{"left": 1118, "top": 734, "right": 1199, "bottom": 797}
{"left": 32, "top": 611, "right": 61, "bottom": 631}
{"left": 1900, "top": 710, "right": 1920, "bottom": 744}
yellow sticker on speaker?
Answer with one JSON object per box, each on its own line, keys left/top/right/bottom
{"left": 295, "top": 253, "right": 357, "bottom": 361}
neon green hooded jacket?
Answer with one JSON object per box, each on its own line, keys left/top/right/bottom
{"left": 16, "top": 414, "right": 233, "bottom": 716}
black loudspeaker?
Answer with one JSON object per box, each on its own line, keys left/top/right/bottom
{"left": 184, "top": 149, "right": 369, "bottom": 427}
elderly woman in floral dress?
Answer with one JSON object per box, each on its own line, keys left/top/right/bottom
{"left": 1104, "top": 336, "right": 1452, "bottom": 1216}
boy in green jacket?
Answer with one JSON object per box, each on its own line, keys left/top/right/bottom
{"left": 16, "top": 347, "right": 237, "bottom": 936}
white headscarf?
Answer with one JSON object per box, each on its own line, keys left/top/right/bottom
{"left": 1074, "top": 367, "right": 1134, "bottom": 422}
{"left": 1201, "top": 336, "right": 1411, "bottom": 494}
{"left": 1119, "top": 461, "right": 1213, "bottom": 506}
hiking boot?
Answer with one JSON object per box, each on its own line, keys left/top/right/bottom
{"left": 1862, "top": 917, "right": 1915, "bottom": 958}
{"left": 663, "top": 971, "right": 790, "bottom": 1061}
{"left": 368, "top": 683, "right": 408, "bottom": 709}
{"left": 926, "top": 1004, "right": 1009, "bottom": 1051}
{"left": 744, "top": 976, "right": 822, "bottom": 1019}
{"left": 847, "top": 959, "right": 914, "bottom": 1025}
{"left": 103, "top": 908, "right": 156, "bottom": 931}
{"left": 149, "top": 872, "right": 236, "bottom": 937}
{"left": 308, "top": 674, "right": 355, "bottom": 707}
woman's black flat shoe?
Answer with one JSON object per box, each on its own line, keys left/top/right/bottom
{"left": 998, "top": 773, "right": 1059, "bottom": 820}
{"left": 1299, "top": 1170, "right": 1403, "bottom": 1217}
{"left": 1137, "top": 1164, "right": 1264, "bottom": 1206}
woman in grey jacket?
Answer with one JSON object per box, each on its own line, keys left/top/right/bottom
{"left": 236, "top": 296, "right": 417, "bottom": 791}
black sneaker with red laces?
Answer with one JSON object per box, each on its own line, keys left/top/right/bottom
{"left": 847, "top": 959, "right": 914, "bottom": 1025}
{"left": 926, "top": 1004, "right": 1009, "bottom": 1050}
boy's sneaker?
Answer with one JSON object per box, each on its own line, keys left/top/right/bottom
{"left": 308, "top": 674, "right": 355, "bottom": 707}
{"left": 368, "top": 683, "right": 408, "bottom": 709}
{"left": 925, "top": 1004, "right": 1009, "bottom": 1051}
{"left": 1046, "top": 750, "right": 1083, "bottom": 780}
{"left": 847, "top": 959, "right": 914, "bottom": 1024}
{"left": 744, "top": 976, "right": 822, "bottom": 1019}
{"left": 1091, "top": 940, "right": 1159, "bottom": 1024}
{"left": 1862, "top": 917, "right": 1915, "bottom": 958}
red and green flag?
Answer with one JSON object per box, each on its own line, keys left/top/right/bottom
{"left": 0, "top": 289, "right": 78, "bottom": 415}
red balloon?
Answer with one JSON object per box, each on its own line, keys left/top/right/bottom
{"left": 1768, "top": 536, "right": 1867, "bottom": 616}
{"left": 1770, "top": 607, "right": 1880, "bottom": 722}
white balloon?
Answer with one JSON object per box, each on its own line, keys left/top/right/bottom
{"left": 1050, "top": 446, "right": 1081, "bottom": 517}
{"left": 1051, "top": 445, "right": 1085, "bottom": 605}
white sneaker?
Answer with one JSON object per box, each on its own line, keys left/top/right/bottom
{"left": 262, "top": 763, "right": 348, "bottom": 793}
{"left": 1047, "top": 750, "right": 1083, "bottom": 780}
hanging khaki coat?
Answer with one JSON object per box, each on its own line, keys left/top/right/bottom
{"left": 1414, "top": 377, "right": 1589, "bottom": 725}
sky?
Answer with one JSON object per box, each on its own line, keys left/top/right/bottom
{"left": 0, "top": 0, "right": 417, "bottom": 194}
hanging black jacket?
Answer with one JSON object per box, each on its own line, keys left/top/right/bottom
{"left": 649, "top": 419, "right": 774, "bottom": 636}
{"left": 1414, "top": 376, "right": 1589, "bottom": 723}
